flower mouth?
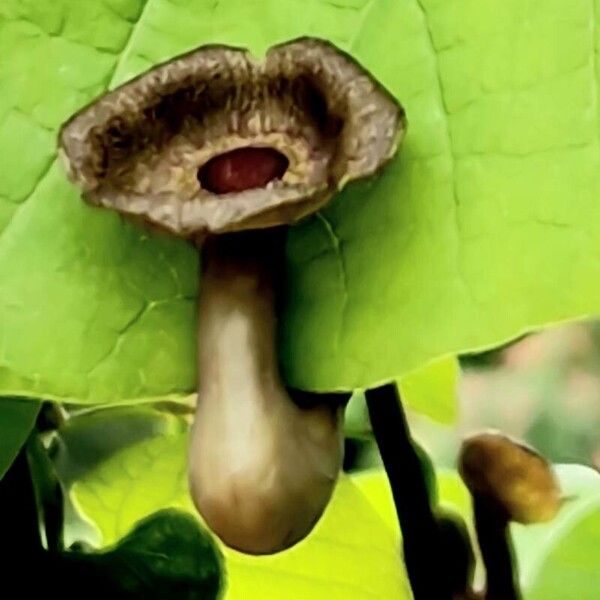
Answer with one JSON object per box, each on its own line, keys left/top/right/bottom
{"left": 197, "top": 146, "right": 290, "bottom": 195}
{"left": 94, "top": 72, "right": 339, "bottom": 201}
{"left": 59, "top": 37, "right": 404, "bottom": 238}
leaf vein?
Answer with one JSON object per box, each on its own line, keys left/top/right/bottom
{"left": 104, "top": 0, "right": 153, "bottom": 89}
{"left": 316, "top": 212, "right": 349, "bottom": 350}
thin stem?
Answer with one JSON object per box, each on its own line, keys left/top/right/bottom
{"left": 437, "top": 511, "right": 476, "bottom": 598}
{"left": 473, "top": 496, "right": 520, "bottom": 600}
{"left": 365, "top": 384, "right": 451, "bottom": 600}
{"left": 27, "top": 434, "right": 65, "bottom": 553}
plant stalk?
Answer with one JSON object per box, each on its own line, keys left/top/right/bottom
{"left": 473, "top": 495, "right": 520, "bottom": 600}
{"left": 365, "top": 383, "right": 451, "bottom": 600}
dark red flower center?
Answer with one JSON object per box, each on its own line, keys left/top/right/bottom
{"left": 198, "top": 147, "right": 289, "bottom": 194}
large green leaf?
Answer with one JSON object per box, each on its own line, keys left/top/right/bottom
{"left": 2, "top": 0, "right": 600, "bottom": 403}
{"left": 0, "top": 397, "right": 39, "bottom": 478}
{"left": 69, "top": 432, "right": 412, "bottom": 599}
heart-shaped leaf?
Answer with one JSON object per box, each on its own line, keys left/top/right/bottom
{"left": 2, "top": 0, "right": 600, "bottom": 405}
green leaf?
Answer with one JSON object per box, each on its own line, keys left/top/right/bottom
{"left": 352, "top": 469, "right": 402, "bottom": 538}
{"left": 345, "top": 355, "right": 458, "bottom": 434}
{"left": 224, "top": 477, "right": 412, "bottom": 600}
{"left": 353, "top": 462, "right": 442, "bottom": 541}
{"left": 356, "top": 465, "right": 600, "bottom": 599}
{"left": 513, "top": 465, "right": 600, "bottom": 600}
{"left": 525, "top": 500, "right": 600, "bottom": 600}
{"left": 69, "top": 432, "right": 412, "bottom": 599}
{"left": 70, "top": 434, "right": 193, "bottom": 540}
{"left": 0, "top": 397, "right": 40, "bottom": 479}
{"left": 435, "top": 466, "right": 600, "bottom": 599}
{"left": 343, "top": 391, "right": 372, "bottom": 439}
{"left": 53, "top": 405, "right": 189, "bottom": 485}
{"left": 3, "top": 0, "right": 600, "bottom": 404}
{"left": 27, "top": 434, "right": 65, "bottom": 552}
{"left": 437, "top": 470, "right": 473, "bottom": 518}
{"left": 398, "top": 356, "right": 460, "bottom": 424}
{"left": 435, "top": 465, "right": 600, "bottom": 600}
{"left": 60, "top": 509, "right": 223, "bottom": 599}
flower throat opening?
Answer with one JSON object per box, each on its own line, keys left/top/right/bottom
{"left": 198, "top": 147, "right": 289, "bottom": 194}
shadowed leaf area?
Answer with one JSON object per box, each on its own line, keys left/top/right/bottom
{"left": 58, "top": 413, "right": 411, "bottom": 599}
{"left": 1, "top": 433, "right": 223, "bottom": 599}
{"left": 0, "top": 397, "right": 39, "bottom": 478}
{"left": 54, "top": 509, "right": 223, "bottom": 600}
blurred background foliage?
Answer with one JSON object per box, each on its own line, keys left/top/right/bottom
{"left": 345, "top": 320, "right": 600, "bottom": 475}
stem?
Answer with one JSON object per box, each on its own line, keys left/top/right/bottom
{"left": 27, "top": 434, "right": 65, "bottom": 553}
{"left": 365, "top": 384, "right": 451, "bottom": 600}
{"left": 437, "top": 511, "right": 476, "bottom": 598}
{"left": 189, "top": 228, "right": 343, "bottom": 554}
{"left": 473, "top": 496, "right": 520, "bottom": 600}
